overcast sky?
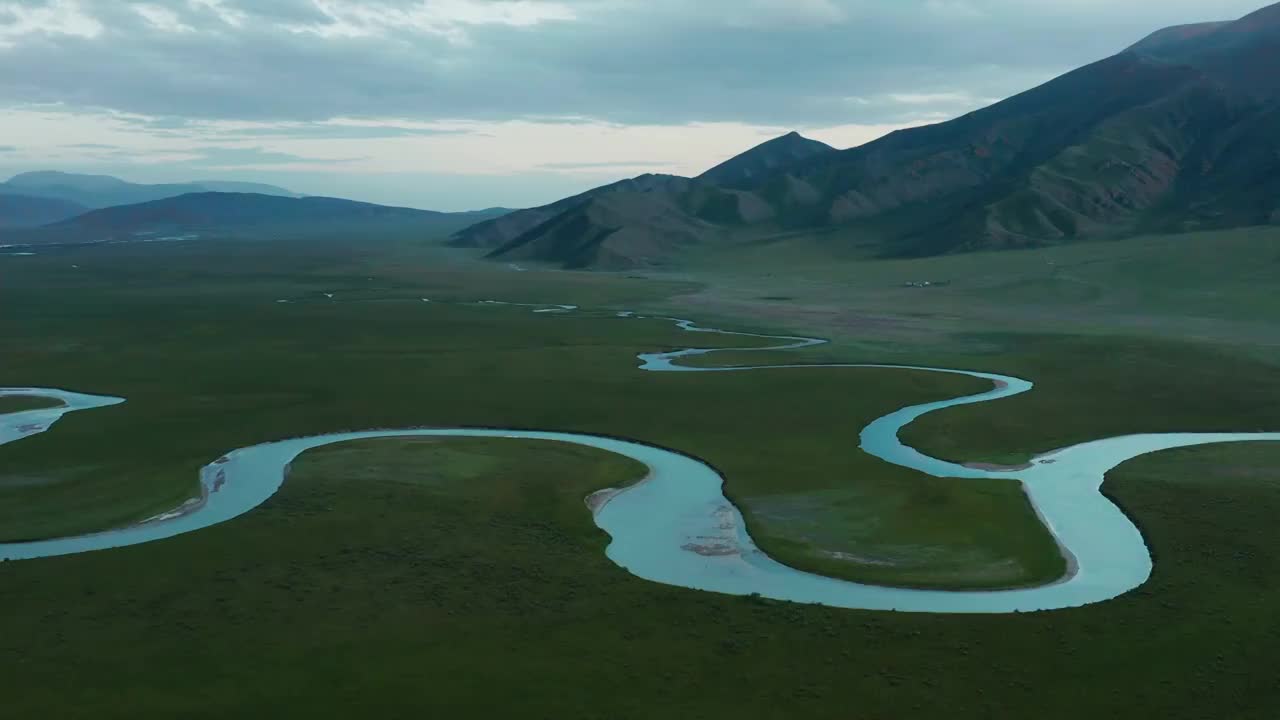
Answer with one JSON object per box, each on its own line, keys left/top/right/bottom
{"left": 0, "top": 0, "right": 1267, "bottom": 210}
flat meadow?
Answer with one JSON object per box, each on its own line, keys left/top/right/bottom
{"left": 2, "top": 234, "right": 1279, "bottom": 718}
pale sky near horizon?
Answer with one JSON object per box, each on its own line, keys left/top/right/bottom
{"left": 0, "top": 0, "right": 1268, "bottom": 210}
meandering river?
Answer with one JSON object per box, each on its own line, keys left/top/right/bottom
{"left": 3, "top": 306, "right": 1277, "bottom": 613}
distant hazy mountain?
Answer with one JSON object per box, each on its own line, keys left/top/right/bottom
{"left": 2, "top": 171, "right": 298, "bottom": 209}
{"left": 0, "top": 192, "right": 88, "bottom": 228}
{"left": 191, "top": 180, "right": 300, "bottom": 196}
{"left": 458, "top": 2, "right": 1280, "bottom": 269}
{"left": 9, "top": 192, "right": 509, "bottom": 245}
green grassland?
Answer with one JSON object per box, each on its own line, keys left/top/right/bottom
{"left": 685, "top": 332, "right": 1280, "bottom": 467}
{"left": 656, "top": 226, "right": 1280, "bottom": 466}
{"left": 0, "top": 394, "right": 61, "bottom": 414}
{"left": 2, "top": 427, "right": 1278, "bottom": 718}
{"left": 0, "top": 239, "right": 1054, "bottom": 589}
{"left": 2, "top": 231, "right": 1280, "bottom": 717}
{"left": 661, "top": 225, "right": 1280, "bottom": 353}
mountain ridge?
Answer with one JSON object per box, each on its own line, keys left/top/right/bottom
{"left": 451, "top": 173, "right": 696, "bottom": 248}
{"left": 0, "top": 192, "right": 88, "bottom": 228}
{"left": 5, "top": 191, "right": 510, "bottom": 245}
{"left": 698, "top": 131, "right": 836, "bottom": 188}
{"left": 2, "top": 171, "right": 299, "bottom": 209}
{"left": 461, "top": 2, "right": 1280, "bottom": 269}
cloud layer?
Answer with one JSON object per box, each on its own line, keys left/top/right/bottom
{"left": 0, "top": 0, "right": 1268, "bottom": 208}
{"left": 2, "top": 0, "right": 1265, "bottom": 126}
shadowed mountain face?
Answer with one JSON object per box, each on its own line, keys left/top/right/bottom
{"left": 456, "top": 2, "right": 1280, "bottom": 269}
{"left": 487, "top": 187, "right": 728, "bottom": 270}
{"left": 2, "top": 171, "right": 298, "bottom": 209}
{"left": 698, "top": 132, "right": 836, "bottom": 189}
{"left": 1127, "top": 3, "right": 1280, "bottom": 100}
{"left": 7, "top": 192, "right": 509, "bottom": 245}
{"left": 0, "top": 193, "right": 87, "bottom": 228}
{"left": 450, "top": 135, "right": 829, "bottom": 268}
{"left": 450, "top": 174, "right": 696, "bottom": 248}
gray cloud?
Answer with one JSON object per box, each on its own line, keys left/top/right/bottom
{"left": 185, "top": 146, "right": 363, "bottom": 166}
{"left": 105, "top": 114, "right": 475, "bottom": 140}
{"left": 0, "top": 0, "right": 1267, "bottom": 127}
{"left": 219, "top": 0, "right": 333, "bottom": 25}
{"left": 131, "top": 116, "right": 193, "bottom": 130}
{"left": 216, "top": 124, "right": 474, "bottom": 140}
{"left": 0, "top": 144, "right": 15, "bottom": 151}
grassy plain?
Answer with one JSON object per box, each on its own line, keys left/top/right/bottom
{"left": 660, "top": 226, "right": 1280, "bottom": 465}
{"left": 0, "top": 239, "right": 1053, "bottom": 588}
{"left": 2, "top": 424, "right": 1279, "bottom": 718}
{"left": 664, "top": 226, "right": 1280, "bottom": 351}
{"left": 2, "top": 230, "right": 1280, "bottom": 718}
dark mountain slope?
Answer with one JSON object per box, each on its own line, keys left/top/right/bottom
{"left": 0, "top": 193, "right": 88, "bottom": 228}
{"left": 977, "top": 4, "right": 1280, "bottom": 244}
{"left": 476, "top": 176, "right": 786, "bottom": 269}
{"left": 1128, "top": 22, "right": 1230, "bottom": 54}
{"left": 1162, "top": 97, "right": 1280, "bottom": 229}
{"left": 1130, "top": 3, "right": 1280, "bottom": 95}
{"left": 451, "top": 174, "right": 694, "bottom": 248}
{"left": 487, "top": 49, "right": 1219, "bottom": 262}
{"left": 450, "top": 3, "right": 1280, "bottom": 269}
{"left": 698, "top": 131, "right": 836, "bottom": 188}
{"left": 454, "top": 132, "right": 835, "bottom": 268}
{"left": 978, "top": 76, "right": 1255, "bottom": 245}
{"left": 486, "top": 189, "right": 726, "bottom": 270}
{"left": 748, "top": 51, "right": 1218, "bottom": 254}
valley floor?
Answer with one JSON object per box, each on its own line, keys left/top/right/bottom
{"left": 2, "top": 230, "right": 1279, "bottom": 718}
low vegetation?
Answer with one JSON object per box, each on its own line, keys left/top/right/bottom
{"left": 3, "top": 236, "right": 1279, "bottom": 717}
{"left": 2, "top": 416, "right": 1278, "bottom": 718}
{"left": 0, "top": 239, "right": 1052, "bottom": 589}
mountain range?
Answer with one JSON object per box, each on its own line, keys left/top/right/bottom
{"left": 5, "top": 4, "right": 1277, "bottom": 262}
{"left": 0, "top": 192, "right": 88, "bottom": 229}
{"left": 2, "top": 192, "right": 509, "bottom": 245}
{"left": 454, "top": 2, "right": 1280, "bottom": 269}
{"left": 0, "top": 171, "right": 511, "bottom": 244}
{"left": 452, "top": 133, "right": 838, "bottom": 269}
{"left": 2, "top": 171, "right": 298, "bottom": 212}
